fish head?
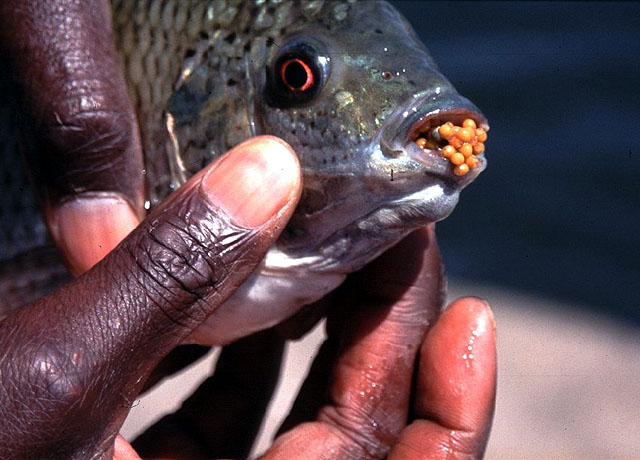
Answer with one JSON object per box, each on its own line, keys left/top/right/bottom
{"left": 159, "top": 1, "right": 488, "bottom": 274}
{"left": 255, "top": 1, "right": 489, "bottom": 272}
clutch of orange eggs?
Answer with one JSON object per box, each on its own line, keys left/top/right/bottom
{"left": 415, "top": 119, "right": 487, "bottom": 176}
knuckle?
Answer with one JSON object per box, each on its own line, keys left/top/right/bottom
{"left": 45, "top": 104, "right": 134, "bottom": 166}
{"left": 24, "top": 343, "right": 87, "bottom": 408}
{"left": 125, "top": 196, "right": 256, "bottom": 328}
{"left": 6, "top": 339, "right": 112, "bottom": 454}
{"left": 318, "top": 405, "right": 395, "bottom": 459}
{"left": 27, "top": 85, "right": 141, "bottom": 197}
{"left": 447, "top": 428, "right": 489, "bottom": 459}
{"left": 146, "top": 218, "right": 223, "bottom": 297}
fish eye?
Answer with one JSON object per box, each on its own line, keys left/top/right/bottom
{"left": 280, "top": 58, "right": 314, "bottom": 92}
{"left": 267, "top": 39, "right": 329, "bottom": 106}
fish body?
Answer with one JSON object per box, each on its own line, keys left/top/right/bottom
{"left": 1, "top": 0, "right": 488, "bottom": 344}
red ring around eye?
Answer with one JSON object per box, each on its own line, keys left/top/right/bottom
{"left": 280, "top": 58, "right": 314, "bottom": 92}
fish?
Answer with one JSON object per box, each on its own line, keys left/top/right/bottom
{"left": 0, "top": 0, "right": 488, "bottom": 344}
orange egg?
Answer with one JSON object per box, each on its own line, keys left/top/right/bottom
{"left": 442, "top": 145, "right": 456, "bottom": 158}
{"left": 438, "top": 123, "right": 453, "bottom": 139}
{"left": 458, "top": 128, "right": 473, "bottom": 142}
{"left": 449, "top": 137, "right": 463, "bottom": 149}
{"left": 459, "top": 143, "right": 473, "bottom": 157}
{"left": 476, "top": 129, "right": 487, "bottom": 142}
{"left": 473, "top": 143, "right": 485, "bottom": 154}
{"left": 454, "top": 164, "right": 470, "bottom": 176}
{"left": 450, "top": 152, "right": 465, "bottom": 166}
{"left": 463, "top": 119, "right": 477, "bottom": 130}
{"left": 466, "top": 155, "right": 479, "bottom": 168}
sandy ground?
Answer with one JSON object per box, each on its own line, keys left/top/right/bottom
{"left": 121, "top": 279, "right": 640, "bottom": 459}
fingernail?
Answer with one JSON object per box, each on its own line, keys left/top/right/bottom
{"left": 53, "top": 196, "right": 140, "bottom": 275}
{"left": 466, "top": 297, "right": 494, "bottom": 335}
{"left": 201, "top": 136, "right": 301, "bottom": 227}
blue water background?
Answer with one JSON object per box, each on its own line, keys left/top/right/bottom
{"left": 393, "top": 2, "right": 640, "bottom": 323}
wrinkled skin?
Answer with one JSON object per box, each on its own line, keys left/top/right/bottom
{"left": 0, "top": 1, "right": 496, "bottom": 460}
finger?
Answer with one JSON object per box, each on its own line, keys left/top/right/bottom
{"left": 0, "top": 1, "right": 144, "bottom": 274}
{"left": 388, "top": 298, "right": 497, "bottom": 460}
{"left": 134, "top": 329, "right": 285, "bottom": 460}
{"left": 265, "top": 226, "right": 445, "bottom": 460}
{"left": 114, "top": 435, "right": 142, "bottom": 460}
{"left": 0, "top": 136, "right": 301, "bottom": 458}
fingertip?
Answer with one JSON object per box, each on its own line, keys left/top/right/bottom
{"left": 417, "top": 296, "right": 496, "bottom": 434}
{"left": 444, "top": 297, "right": 495, "bottom": 336}
{"left": 200, "top": 135, "right": 302, "bottom": 228}
{"left": 248, "top": 134, "right": 298, "bottom": 155}
{"left": 113, "top": 435, "right": 142, "bottom": 460}
{"left": 50, "top": 195, "right": 140, "bottom": 275}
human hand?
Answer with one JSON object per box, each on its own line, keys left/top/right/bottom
{"left": 127, "top": 227, "right": 497, "bottom": 460}
{"left": 0, "top": 1, "right": 145, "bottom": 275}
{"left": 0, "top": 3, "right": 496, "bottom": 458}
{"left": 0, "top": 136, "right": 303, "bottom": 459}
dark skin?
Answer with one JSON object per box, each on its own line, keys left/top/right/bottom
{"left": 0, "top": 2, "right": 497, "bottom": 459}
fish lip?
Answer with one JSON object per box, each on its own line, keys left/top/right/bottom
{"left": 380, "top": 89, "right": 489, "bottom": 183}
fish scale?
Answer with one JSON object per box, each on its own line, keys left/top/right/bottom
{"left": 0, "top": 1, "right": 488, "bottom": 344}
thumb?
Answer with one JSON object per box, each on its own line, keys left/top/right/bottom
{"left": 0, "top": 136, "right": 301, "bottom": 458}
{"left": 103, "top": 135, "right": 302, "bottom": 344}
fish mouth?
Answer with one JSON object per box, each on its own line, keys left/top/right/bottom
{"left": 381, "top": 89, "right": 489, "bottom": 185}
